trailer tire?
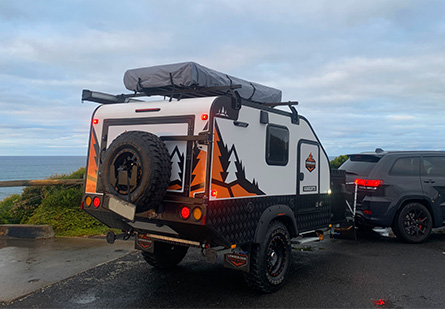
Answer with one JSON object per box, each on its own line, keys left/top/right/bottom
{"left": 100, "top": 131, "right": 171, "bottom": 213}
{"left": 244, "top": 221, "right": 291, "bottom": 293}
{"left": 141, "top": 242, "right": 188, "bottom": 269}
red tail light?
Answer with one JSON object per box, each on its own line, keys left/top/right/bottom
{"left": 180, "top": 207, "right": 191, "bottom": 220}
{"left": 93, "top": 197, "right": 101, "bottom": 208}
{"left": 201, "top": 113, "right": 209, "bottom": 121}
{"left": 354, "top": 179, "right": 383, "bottom": 188}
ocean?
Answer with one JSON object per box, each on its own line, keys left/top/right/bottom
{"left": 0, "top": 156, "right": 86, "bottom": 202}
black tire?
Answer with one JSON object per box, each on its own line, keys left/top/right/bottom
{"left": 392, "top": 202, "right": 432, "bottom": 243}
{"left": 100, "top": 131, "right": 171, "bottom": 213}
{"left": 141, "top": 242, "right": 188, "bottom": 269}
{"left": 244, "top": 221, "right": 291, "bottom": 293}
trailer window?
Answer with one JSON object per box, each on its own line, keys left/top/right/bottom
{"left": 266, "top": 125, "right": 289, "bottom": 166}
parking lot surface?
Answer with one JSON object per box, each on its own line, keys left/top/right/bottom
{"left": 2, "top": 228, "right": 445, "bottom": 308}
{"left": 0, "top": 237, "right": 135, "bottom": 304}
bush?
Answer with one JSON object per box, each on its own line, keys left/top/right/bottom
{"left": 26, "top": 186, "right": 108, "bottom": 236}
{"left": 0, "top": 168, "right": 111, "bottom": 236}
{"left": 0, "top": 194, "right": 22, "bottom": 224}
{"left": 330, "top": 155, "right": 348, "bottom": 169}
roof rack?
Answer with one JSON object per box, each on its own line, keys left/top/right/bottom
{"left": 82, "top": 84, "right": 242, "bottom": 105}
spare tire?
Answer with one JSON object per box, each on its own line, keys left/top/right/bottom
{"left": 100, "top": 131, "right": 171, "bottom": 213}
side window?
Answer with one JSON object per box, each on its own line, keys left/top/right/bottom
{"left": 266, "top": 124, "right": 289, "bottom": 166}
{"left": 389, "top": 157, "right": 420, "bottom": 176}
{"left": 423, "top": 156, "right": 445, "bottom": 177}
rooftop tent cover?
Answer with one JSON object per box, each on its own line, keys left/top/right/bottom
{"left": 123, "top": 62, "right": 282, "bottom": 104}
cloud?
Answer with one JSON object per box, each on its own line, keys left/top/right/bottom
{"left": 386, "top": 115, "right": 415, "bottom": 121}
{"left": 0, "top": 1, "right": 444, "bottom": 156}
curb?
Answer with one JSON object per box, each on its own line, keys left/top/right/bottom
{"left": 0, "top": 224, "right": 55, "bottom": 239}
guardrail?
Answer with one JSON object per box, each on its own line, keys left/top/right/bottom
{"left": 0, "top": 179, "right": 83, "bottom": 188}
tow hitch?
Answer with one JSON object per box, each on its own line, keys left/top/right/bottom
{"left": 106, "top": 230, "right": 134, "bottom": 244}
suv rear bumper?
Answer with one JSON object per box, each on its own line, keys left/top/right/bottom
{"left": 355, "top": 197, "right": 396, "bottom": 227}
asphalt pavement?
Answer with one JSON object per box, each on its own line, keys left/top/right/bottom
{"left": 1, "top": 228, "right": 445, "bottom": 308}
{"left": 0, "top": 237, "right": 135, "bottom": 304}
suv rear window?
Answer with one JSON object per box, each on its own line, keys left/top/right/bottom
{"left": 339, "top": 155, "right": 381, "bottom": 176}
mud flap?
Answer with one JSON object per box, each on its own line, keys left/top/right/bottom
{"left": 135, "top": 233, "right": 154, "bottom": 253}
{"left": 224, "top": 252, "right": 250, "bottom": 273}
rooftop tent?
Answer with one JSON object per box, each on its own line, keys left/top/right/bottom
{"left": 123, "top": 62, "right": 282, "bottom": 104}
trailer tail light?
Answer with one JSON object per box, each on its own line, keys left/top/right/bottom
{"left": 354, "top": 179, "right": 383, "bottom": 189}
{"left": 93, "top": 197, "right": 101, "bottom": 208}
{"left": 192, "top": 207, "right": 203, "bottom": 221}
{"left": 201, "top": 113, "right": 208, "bottom": 121}
{"left": 180, "top": 207, "right": 191, "bottom": 220}
{"left": 92, "top": 119, "right": 99, "bottom": 125}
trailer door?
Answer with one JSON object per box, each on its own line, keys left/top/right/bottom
{"left": 297, "top": 140, "right": 320, "bottom": 215}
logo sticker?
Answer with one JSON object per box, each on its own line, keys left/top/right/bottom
{"left": 305, "top": 153, "right": 316, "bottom": 172}
{"left": 225, "top": 253, "right": 247, "bottom": 268}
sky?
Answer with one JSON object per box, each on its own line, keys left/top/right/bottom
{"left": 0, "top": 0, "right": 444, "bottom": 157}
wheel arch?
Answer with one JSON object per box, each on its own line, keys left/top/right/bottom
{"left": 253, "top": 204, "right": 298, "bottom": 243}
{"left": 394, "top": 197, "right": 438, "bottom": 227}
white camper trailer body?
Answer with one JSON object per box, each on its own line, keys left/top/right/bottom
{"left": 82, "top": 62, "right": 334, "bottom": 293}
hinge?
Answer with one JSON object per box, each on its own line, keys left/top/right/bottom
{"left": 197, "top": 131, "right": 212, "bottom": 145}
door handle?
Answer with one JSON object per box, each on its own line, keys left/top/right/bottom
{"left": 299, "top": 172, "right": 304, "bottom": 181}
{"left": 424, "top": 179, "right": 436, "bottom": 184}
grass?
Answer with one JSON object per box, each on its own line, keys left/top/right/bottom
{"left": 0, "top": 168, "right": 112, "bottom": 237}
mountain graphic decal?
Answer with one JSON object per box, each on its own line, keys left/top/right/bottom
{"left": 211, "top": 121, "right": 264, "bottom": 198}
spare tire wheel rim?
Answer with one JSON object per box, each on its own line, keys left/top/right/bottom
{"left": 110, "top": 147, "right": 143, "bottom": 195}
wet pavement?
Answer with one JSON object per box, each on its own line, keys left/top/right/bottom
{"left": 0, "top": 237, "right": 135, "bottom": 304}
{"left": 1, "top": 228, "right": 445, "bottom": 307}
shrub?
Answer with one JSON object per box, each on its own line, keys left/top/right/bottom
{"left": 1, "top": 168, "right": 111, "bottom": 236}
{"left": 330, "top": 155, "right": 348, "bottom": 169}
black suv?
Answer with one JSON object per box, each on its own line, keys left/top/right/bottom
{"left": 339, "top": 149, "right": 445, "bottom": 243}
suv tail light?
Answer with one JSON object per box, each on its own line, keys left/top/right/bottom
{"left": 354, "top": 179, "right": 383, "bottom": 189}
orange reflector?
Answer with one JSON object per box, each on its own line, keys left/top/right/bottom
{"left": 92, "top": 119, "right": 99, "bottom": 125}
{"left": 201, "top": 113, "right": 208, "bottom": 121}
{"left": 93, "top": 197, "right": 101, "bottom": 208}
{"left": 211, "top": 190, "right": 217, "bottom": 197}
{"left": 192, "top": 207, "right": 202, "bottom": 221}
{"left": 180, "top": 207, "right": 190, "bottom": 219}
{"left": 85, "top": 196, "right": 92, "bottom": 207}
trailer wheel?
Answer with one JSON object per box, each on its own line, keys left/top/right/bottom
{"left": 244, "top": 221, "right": 291, "bottom": 293}
{"left": 141, "top": 242, "right": 188, "bottom": 269}
{"left": 100, "top": 131, "right": 171, "bottom": 213}
{"left": 392, "top": 202, "right": 432, "bottom": 243}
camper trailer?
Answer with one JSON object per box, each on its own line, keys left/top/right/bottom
{"left": 81, "top": 62, "right": 334, "bottom": 292}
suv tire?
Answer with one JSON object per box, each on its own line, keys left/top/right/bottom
{"left": 244, "top": 221, "right": 291, "bottom": 293}
{"left": 141, "top": 242, "right": 188, "bottom": 269}
{"left": 392, "top": 202, "right": 432, "bottom": 243}
{"left": 100, "top": 131, "right": 171, "bottom": 213}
